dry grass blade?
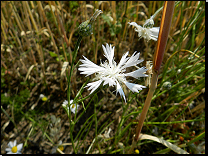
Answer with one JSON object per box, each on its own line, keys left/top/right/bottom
{"left": 61, "top": 62, "right": 69, "bottom": 78}
{"left": 24, "top": 64, "right": 37, "bottom": 82}
{"left": 60, "top": 62, "right": 69, "bottom": 91}
{"left": 139, "top": 133, "right": 189, "bottom": 154}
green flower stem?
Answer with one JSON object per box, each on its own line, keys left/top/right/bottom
{"left": 66, "top": 9, "right": 102, "bottom": 153}
{"left": 67, "top": 35, "right": 83, "bottom": 154}
{"left": 68, "top": 35, "right": 83, "bottom": 102}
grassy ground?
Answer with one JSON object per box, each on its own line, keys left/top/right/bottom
{"left": 1, "top": 1, "right": 205, "bottom": 154}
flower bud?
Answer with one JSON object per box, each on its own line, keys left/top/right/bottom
{"left": 78, "top": 9, "right": 102, "bottom": 37}
{"left": 162, "top": 81, "right": 172, "bottom": 90}
{"left": 143, "top": 16, "right": 154, "bottom": 28}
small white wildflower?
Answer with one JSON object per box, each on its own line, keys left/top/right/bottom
{"left": 177, "top": 69, "right": 181, "bottom": 74}
{"left": 103, "top": 128, "right": 112, "bottom": 139}
{"left": 5, "top": 140, "right": 23, "bottom": 154}
{"left": 162, "top": 82, "right": 172, "bottom": 90}
{"left": 51, "top": 140, "right": 65, "bottom": 154}
{"left": 62, "top": 100, "right": 80, "bottom": 114}
{"left": 39, "top": 94, "right": 48, "bottom": 101}
{"left": 78, "top": 43, "right": 148, "bottom": 102}
{"left": 129, "top": 16, "right": 159, "bottom": 42}
{"left": 128, "top": 21, "right": 160, "bottom": 42}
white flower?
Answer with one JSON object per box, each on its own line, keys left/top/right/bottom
{"left": 39, "top": 94, "right": 48, "bottom": 101}
{"left": 52, "top": 140, "right": 65, "bottom": 154}
{"left": 103, "top": 128, "right": 112, "bottom": 139}
{"left": 78, "top": 43, "right": 148, "bottom": 102}
{"left": 128, "top": 21, "right": 159, "bottom": 42}
{"left": 177, "top": 69, "right": 181, "bottom": 74}
{"left": 5, "top": 140, "right": 23, "bottom": 154}
{"left": 62, "top": 100, "right": 80, "bottom": 114}
{"left": 97, "top": 128, "right": 112, "bottom": 140}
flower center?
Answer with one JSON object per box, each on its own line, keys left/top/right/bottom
{"left": 42, "top": 97, "right": 48, "bottom": 101}
{"left": 98, "top": 61, "right": 126, "bottom": 83}
{"left": 105, "top": 63, "right": 118, "bottom": 77}
{"left": 11, "top": 146, "right": 18, "bottom": 153}
{"left": 72, "top": 104, "right": 75, "bottom": 108}
{"left": 135, "top": 149, "right": 140, "bottom": 154}
{"left": 57, "top": 145, "right": 64, "bottom": 152}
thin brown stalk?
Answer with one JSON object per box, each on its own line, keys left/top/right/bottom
{"left": 94, "top": 2, "right": 100, "bottom": 64}
{"left": 121, "top": 1, "right": 128, "bottom": 42}
{"left": 22, "top": 1, "right": 38, "bottom": 65}
{"left": 1, "top": 53, "right": 8, "bottom": 69}
{"left": 52, "top": 2, "right": 70, "bottom": 48}
{"left": 1, "top": 21, "right": 7, "bottom": 42}
{"left": 101, "top": 2, "right": 104, "bottom": 38}
{"left": 111, "top": 1, "right": 116, "bottom": 25}
{"left": 68, "top": 16, "right": 78, "bottom": 46}
{"left": 52, "top": 1, "right": 72, "bottom": 63}
{"left": 37, "top": 1, "right": 59, "bottom": 55}
{"left": 130, "top": 1, "right": 175, "bottom": 153}
{"left": 9, "top": 2, "right": 25, "bottom": 32}
{"left": 152, "top": 1, "right": 156, "bottom": 15}
{"left": 10, "top": 26, "right": 24, "bottom": 57}
{"left": 23, "top": 2, "right": 45, "bottom": 73}
{"left": 24, "top": 1, "right": 38, "bottom": 32}
{"left": 23, "top": 2, "right": 32, "bottom": 30}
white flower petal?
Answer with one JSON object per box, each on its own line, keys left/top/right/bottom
{"left": 78, "top": 56, "right": 104, "bottom": 76}
{"left": 116, "top": 80, "right": 126, "bottom": 102}
{"left": 70, "top": 104, "right": 80, "bottom": 114}
{"left": 5, "top": 148, "right": 12, "bottom": 152}
{"left": 124, "top": 67, "right": 148, "bottom": 78}
{"left": 62, "top": 100, "right": 68, "bottom": 107}
{"left": 58, "top": 140, "right": 63, "bottom": 145}
{"left": 117, "top": 52, "right": 129, "bottom": 69}
{"left": 102, "top": 43, "right": 114, "bottom": 66}
{"left": 128, "top": 22, "right": 142, "bottom": 30}
{"left": 121, "top": 52, "right": 143, "bottom": 70}
{"left": 104, "top": 128, "right": 112, "bottom": 138}
{"left": 150, "top": 27, "right": 160, "bottom": 34}
{"left": 52, "top": 146, "right": 57, "bottom": 154}
{"left": 39, "top": 94, "right": 45, "bottom": 98}
{"left": 8, "top": 141, "right": 13, "bottom": 148}
{"left": 149, "top": 27, "right": 160, "bottom": 41}
{"left": 103, "top": 77, "right": 116, "bottom": 87}
{"left": 17, "top": 143, "right": 23, "bottom": 151}
{"left": 125, "top": 82, "right": 146, "bottom": 93}
{"left": 86, "top": 79, "right": 103, "bottom": 94}
{"left": 14, "top": 140, "right": 17, "bottom": 146}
